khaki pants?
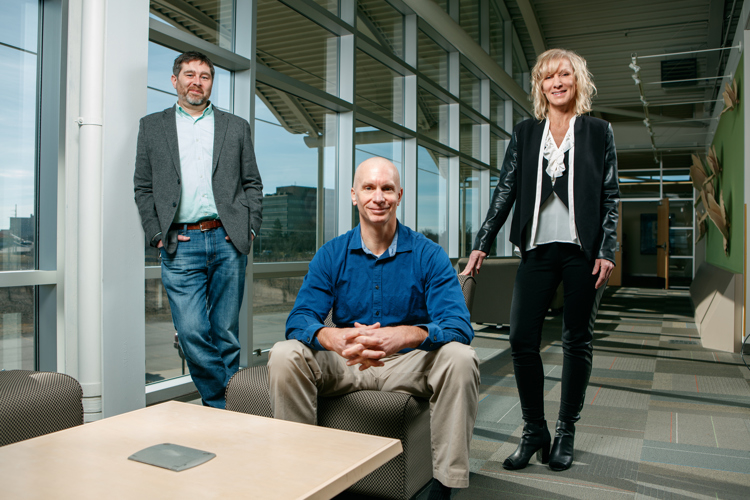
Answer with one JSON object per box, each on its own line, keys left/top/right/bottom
{"left": 268, "top": 340, "right": 480, "bottom": 488}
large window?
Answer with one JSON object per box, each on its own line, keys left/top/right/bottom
{"left": 150, "top": 0, "right": 235, "bottom": 50}
{"left": 357, "top": 0, "right": 404, "bottom": 59}
{"left": 256, "top": 0, "right": 339, "bottom": 96}
{"left": 1, "top": 0, "right": 39, "bottom": 273}
{"left": 252, "top": 276, "right": 305, "bottom": 354}
{"left": 460, "top": 63, "right": 481, "bottom": 110}
{"left": 460, "top": 110, "right": 481, "bottom": 159}
{"left": 1, "top": 0, "right": 41, "bottom": 370}
{"left": 418, "top": 29, "right": 448, "bottom": 88}
{"left": 356, "top": 49, "right": 404, "bottom": 125}
{"left": 417, "top": 87, "right": 449, "bottom": 145}
{"left": 417, "top": 146, "right": 449, "bottom": 252}
{"left": 489, "top": 5, "right": 504, "bottom": 68}
{"left": 459, "top": 164, "right": 481, "bottom": 257}
{"left": 253, "top": 87, "right": 337, "bottom": 262}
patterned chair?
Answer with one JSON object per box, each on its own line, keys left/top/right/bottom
{"left": 0, "top": 370, "right": 83, "bottom": 447}
{"left": 226, "top": 274, "right": 475, "bottom": 500}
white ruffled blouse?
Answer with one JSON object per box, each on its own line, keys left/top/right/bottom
{"left": 524, "top": 116, "right": 581, "bottom": 252}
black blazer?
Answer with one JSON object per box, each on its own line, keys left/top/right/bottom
{"left": 474, "top": 115, "right": 619, "bottom": 262}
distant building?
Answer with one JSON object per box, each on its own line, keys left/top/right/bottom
{"left": 9, "top": 215, "right": 35, "bottom": 244}
{"left": 262, "top": 186, "right": 317, "bottom": 238}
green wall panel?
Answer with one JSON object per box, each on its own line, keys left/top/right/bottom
{"left": 707, "top": 56, "right": 744, "bottom": 274}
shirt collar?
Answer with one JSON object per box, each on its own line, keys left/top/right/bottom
{"left": 349, "top": 221, "right": 412, "bottom": 257}
{"left": 176, "top": 102, "right": 213, "bottom": 121}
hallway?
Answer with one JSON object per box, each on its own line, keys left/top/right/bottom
{"left": 462, "top": 287, "right": 750, "bottom": 499}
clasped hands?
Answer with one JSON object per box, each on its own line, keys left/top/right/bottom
{"left": 317, "top": 322, "right": 427, "bottom": 371}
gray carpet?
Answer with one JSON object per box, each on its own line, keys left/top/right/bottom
{"left": 459, "top": 287, "right": 750, "bottom": 500}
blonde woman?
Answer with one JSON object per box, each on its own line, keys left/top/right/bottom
{"left": 461, "top": 48, "right": 619, "bottom": 471}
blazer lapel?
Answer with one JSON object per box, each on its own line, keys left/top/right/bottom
{"left": 212, "top": 108, "right": 228, "bottom": 174}
{"left": 162, "top": 106, "right": 181, "bottom": 179}
{"left": 525, "top": 119, "right": 546, "bottom": 185}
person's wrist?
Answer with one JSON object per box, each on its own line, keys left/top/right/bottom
{"left": 316, "top": 327, "right": 333, "bottom": 350}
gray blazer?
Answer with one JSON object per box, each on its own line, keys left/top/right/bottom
{"left": 134, "top": 106, "right": 263, "bottom": 255}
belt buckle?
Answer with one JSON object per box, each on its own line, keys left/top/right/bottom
{"left": 199, "top": 221, "right": 211, "bottom": 232}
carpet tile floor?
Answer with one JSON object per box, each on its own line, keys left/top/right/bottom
{"left": 457, "top": 287, "right": 750, "bottom": 500}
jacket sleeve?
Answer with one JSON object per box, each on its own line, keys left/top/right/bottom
{"left": 473, "top": 130, "right": 518, "bottom": 254}
{"left": 240, "top": 119, "right": 264, "bottom": 235}
{"left": 597, "top": 124, "right": 620, "bottom": 263}
{"left": 133, "top": 118, "right": 162, "bottom": 246}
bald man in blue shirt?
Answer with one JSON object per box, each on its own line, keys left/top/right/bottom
{"left": 268, "top": 157, "right": 479, "bottom": 499}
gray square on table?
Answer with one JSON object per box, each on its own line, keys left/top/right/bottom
{"left": 128, "top": 443, "right": 216, "bottom": 472}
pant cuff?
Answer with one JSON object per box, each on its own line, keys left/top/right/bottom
{"left": 433, "top": 470, "right": 470, "bottom": 489}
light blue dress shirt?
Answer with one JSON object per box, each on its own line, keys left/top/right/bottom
{"left": 174, "top": 103, "right": 218, "bottom": 223}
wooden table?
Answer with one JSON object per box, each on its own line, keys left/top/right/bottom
{"left": 0, "top": 401, "right": 402, "bottom": 499}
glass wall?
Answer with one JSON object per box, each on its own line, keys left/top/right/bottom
{"left": 356, "top": 49, "right": 404, "bottom": 125}
{"left": 418, "top": 29, "right": 448, "bottom": 88}
{"left": 1, "top": 0, "right": 40, "bottom": 370}
{"left": 357, "top": 0, "right": 404, "bottom": 58}
{"left": 417, "top": 146, "right": 449, "bottom": 252}
{"left": 417, "top": 87, "right": 450, "bottom": 145}
{"left": 460, "top": 111, "right": 482, "bottom": 159}
{"left": 489, "top": 4, "right": 504, "bottom": 68}
{"left": 460, "top": 63, "right": 481, "bottom": 109}
{"left": 459, "top": 164, "right": 481, "bottom": 257}
{"left": 252, "top": 276, "right": 305, "bottom": 353}
{"left": 253, "top": 86, "right": 337, "bottom": 262}
{"left": 150, "top": 0, "right": 235, "bottom": 50}
{"left": 1, "top": 0, "right": 39, "bottom": 273}
{"left": 0, "top": 286, "right": 35, "bottom": 370}
{"left": 458, "top": 0, "right": 480, "bottom": 46}
{"left": 256, "top": 0, "right": 339, "bottom": 95}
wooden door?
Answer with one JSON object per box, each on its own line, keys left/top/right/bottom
{"left": 656, "top": 198, "right": 670, "bottom": 289}
{"left": 608, "top": 201, "right": 623, "bottom": 286}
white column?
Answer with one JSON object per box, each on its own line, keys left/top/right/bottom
{"left": 448, "top": 50, "right": 460, "bottom": 258}
{"left": 76, "top": 0, "right": 106, "bottom": 422}
{"left": 99, "top": 0, "right": 149, "bottom": 418}
{"left": 403, "top": 13, "right": 418, "bottom": 230}
{"left": 235, "top": 0, "right": 256, "bottom": 368}
{"left": 337, "top": 1, "right": 356, "bottom": 236}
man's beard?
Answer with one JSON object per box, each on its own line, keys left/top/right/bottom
{"left": 185, "top": 93, "right": 207, "bottom": 106}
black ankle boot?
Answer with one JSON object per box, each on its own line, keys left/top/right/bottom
{"left": 549, "top": 420, "right": 575, "bottom": 471}
{"left": 502, "top": 420, "right": 551, "bottom": 470}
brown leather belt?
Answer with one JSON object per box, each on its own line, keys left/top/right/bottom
{"left": 171, "top": 219, "right": 223, "bottom": 231}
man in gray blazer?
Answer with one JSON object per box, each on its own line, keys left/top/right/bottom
{"left": 134, "top": 51, "right": 262, "bottom": 408}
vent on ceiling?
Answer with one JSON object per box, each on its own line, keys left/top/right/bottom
{"left": 660, "top": 59, "right": 697, "bottom": 88}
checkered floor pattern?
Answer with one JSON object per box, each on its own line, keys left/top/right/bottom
{"left": 460, "top": 287, "right": 750, "bottom": 500}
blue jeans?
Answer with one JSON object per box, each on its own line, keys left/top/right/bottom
{"left": 160, "top": 225, "right": 247, "bottom": 408}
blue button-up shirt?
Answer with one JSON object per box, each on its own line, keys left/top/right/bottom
{"left": 286, "top": 222, "right": 473, "bottom": 351}
{"left": 174, "top": 103, "right": 218, "bottom": 223}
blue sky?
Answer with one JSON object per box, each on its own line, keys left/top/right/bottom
{"left": 0, "top": 0, "right": 38, "bottom": 230}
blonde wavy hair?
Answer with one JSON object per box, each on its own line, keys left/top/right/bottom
{"left": 530, "top": 48, "right": 596, "bottom": 121}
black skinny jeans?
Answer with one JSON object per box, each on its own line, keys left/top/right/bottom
{"left": 509, "top": 242, "right": 606, "bottom": 423}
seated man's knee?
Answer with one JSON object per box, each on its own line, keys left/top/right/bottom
{"left": 435, "top": 342, "right": 479, "bottom": 379}
{"left": 268, "top": 340, "right": 309, "bottom": 377}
